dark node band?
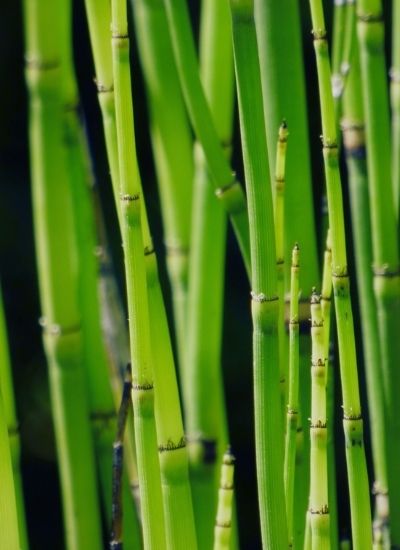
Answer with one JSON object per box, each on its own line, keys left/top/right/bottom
{"left": 158, "top": 436, "right": 186, "bottom": 453}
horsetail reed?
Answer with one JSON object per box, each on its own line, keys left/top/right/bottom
{"left": 213, "top": 448, "right": 235, "bottom": 550}
{"left": 274, "top": 121, "right": 288, "bottom": 417}
{"left": 184, "top": 0, "right": 235, "bottom": 545}
{"left": 284, "top": 244, "right": 300, "bottom": 548}
{"left": 308, "top": 0, "right": 372, "bottom": 546}
{"left": 357, "top": 0, "right": 400, "bottom": 542}
{"left": 6, "top": 0, "right": 400, "bottom": 546}
{"left": 230, "top": 1, "right": 287, "bottom": 546}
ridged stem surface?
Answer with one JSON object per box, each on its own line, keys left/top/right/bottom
{"left": 23, "top": 1, "right": 103, "bottom": 546}
{"left": 230, "top": 2, "right": 288, "bottom": 547}
{"left": 357, "top": 0, "right": 400, "bottom": 542}
{"left": 308, "top": 1, "right": 373, "bottom": 547}
{"left": 213, "top": 450, "right": 235, "bottom": 550}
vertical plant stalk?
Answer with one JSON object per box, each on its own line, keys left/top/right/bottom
{"left": 111, "top": 1, "right": 166, "bottom": 547}
{"left": 213, "top": 448, "right": 235, "bottom": 550}
{"left": 230, "top": 2, "right": 288, "bottom": 546}
{"left": 284, "top": 245, "right": 300, "bottom": 548}
{"left": 331, "top": 0, "right": 346, "bottom": 121}
{"left": 0, "top": 289, "right": 28, "bottom": 548}
{"left": 23, "top": 1, "right": 104, "bottom": 546}
{"left": 320, "top": 232, "right": 339, "bottom": 550}
{"left": 392, "top": 0, "right": 400, "bottom": 217}
{"left": 341, "top": 28, "right": 388, "bottom": 546}
{"left": 357, "top": 0, "right": 400, "bottom": 543}
{"left": 309, "top": 292, "right": 330, "bottom": 550}
{"left": 0, "top": 291, "right": 20, "bottom": 549}
{"left": 308, "top": 1, "right": 373, "bottom": 547}
{"left": 184, "top": 0, "right": 235, "bottom": 545}
{"left": 253, "top": 4, "right": 319, "bottom": 544}
{"left": 274, "top": 122, "right": 288, "bottom": 417}
{"left": 111, "top": 2, "right": 198, "bottom": 548}
{"left": 58, "top": 4, "right": 140, "bottom": 544}
{"left": 162, "top": 0, "right": 251, "bottom": 273}
{"left": 131, "top": 0, "right": 193, "bottom": 373}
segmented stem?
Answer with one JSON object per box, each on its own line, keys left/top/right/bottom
{"left": 213, "top": 449, "right": 235, "bottom": 550}
{"left": 308, "top": 1, "right": 373, "bottom": 546}
{"left": 309, "top": 292, "right": 330, "bottom": 550}
{"left": 284, "top": 245, "right": 300, "bottom": 548}
{"left": 357, "top": 0, "right": 400, "bottom": 542}
{"left": 230, "top": 2, "right": 288, "bottom": 546}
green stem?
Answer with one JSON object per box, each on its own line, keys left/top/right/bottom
{"left": 184, "top": 0, "right": 235, "bottom": 545}
{"left": 357, "top": 0, "right": 400, "bottom": 544}
{"left": 309, "top": 292, "right": 330, "bottom": 550}
{"left": 274, "top": 122, "right": 288, "bottom": 419}
{"left": 111, "top": 2, "right": 197, "bottom": 548}
{"left": 23, "top": 1, "right": 104, "bottom": 546}
{"left": 308, "top": 1, "right": 373, "bottom": 547}
{"left": 111, "top": 1, "right": 166, "bottom": 547}
{"left": 213, "top": 449, "right": 235, "bottom": 550}
{"left": 162, "top": 0, "right": 251, "bottom": 273}
{"left": 230, "top": 2, "right": 288, "bottom": 547}
{"left": 284, "top": 245, "right": 300, "bottom": 548}
{"left": 341, "top": 26, "right": 388, "bottom": 545}
{"left": 320, "top": 232, "right": 339, "bottom": 550}
{"left": 131, "top": 0, "right": 193, "bottom": 373}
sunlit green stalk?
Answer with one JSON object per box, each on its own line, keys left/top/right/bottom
{"left": 357, "top": 0, "right": 400, "bottom": 543}
{"left": 213, "top": 449, "right": 235, "bottom": 550}
{"left": 184, "top": 0, "right": 235, "bottom": 546}
{"left": 274, "top": 122, "right": 288, "bottom": 417}
{"left": 341, "top": 27, "right": 388, "bottom": 546}
{"left": 320, "top": 232, "right": 339, "bottom": 550}
{"left": 284, "top": 245, "right": 300, "bottom": 548}
{"left": 309, "top": 292, "right": 330, "bottom": 550}
{"left": 58, "top": 4, "right": 140, "bottom": 545}
{"left": 23, "top": 1, "right": 103, "bottom": 546}
{"left": 308, "top": 1, "right": 373, "bottom": 546}
{"left": 111, "top": 1, "right": 166, "bottom": 546}
{"left": 253, "top": 5, "right": 318, "bottom": 544}
{"left": 230, "top": 2, "right": 288, "bottom": 546}
{"left": 111, "top": 2, "right": 197, "bottom": 547}
{"left": 162, "top": 0, "right": 250, "bottom": 273}
{"left": 132, "top": 0, "right": 193, "bottom": 372}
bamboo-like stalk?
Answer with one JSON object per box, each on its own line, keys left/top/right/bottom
{"left": 183, "top": 0, "right": 235, "bottom": 545}
{"left": 274, "top": 122, "right": 288, "bottom": 417}
{"left": 252, "top": 5, "right": 318, "bottom": 544}
{"left": 213, "top": 448, "right": 235, "bottom": 550}
{"left": 309, "top": 291, "right": 330, "bottom": 550}
{"left": 308, "top": 1, "right": 373, "bottom": 547}
{"left": 357, "top": 0, "right": 400, "bottom": 543}
{"left": 320, "top": 232, "right": 339, "bottom": 550}
{"left": 162, "top": 0, "right": 251, "bottom": 273}
{"left": 131, "top": 0, "right": 193, "bottom": 373}
{"left": 111, "top": 1, "right": 166, "bottom": 547}
{"left": 23, "top": 1, "right": 103, "bottom": 546}
{"left": 0, "top": 290, "right": 21, "bottom": 549}
{"left": 284, "top": 245, "right": 300, "bottom": 548}
{"left": 253, "top": 0, "right": 318, "bottom": 294}
{"left": 341, "top": 26, "right": 388, "bottom": 546}
{"left": 86, "top": 0, "right": 197, "bottom": 545}
{"left": 392, "top": 0, "right": 400, "bottom": 217}
{"left": 58, "top": 5, "right": 140, "bottom": 545}
{"left": 230, "top": 2, "right": 288, "bottom": 546}
{"left": 111, "top": 2, "right": 197, "bottom": 548}
{"left": 331, "top": 0, "right": 347, "bottom": 121}
{"left": 0, "top": 289, "right": 28, "bottom": 548}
